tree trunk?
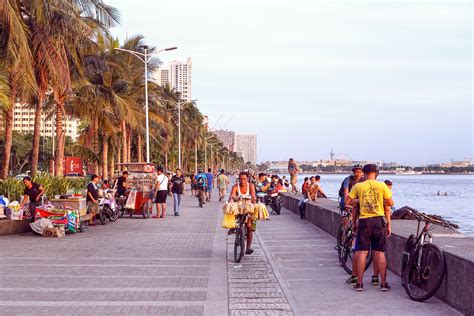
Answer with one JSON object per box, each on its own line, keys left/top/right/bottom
{"left": 127, "top": 127, "right": 132, "bottom": 163}
{"left": 1, "top": 106, "right": 14, "bottom": 179}
{"left": 137, "top": 133, "right": 143, "bottom": 163}
{"left": 31, "top": 95, "right": 44, "bottom": 177}
{"left": 121, "top": 120, "right": 127, "bottom": 168}
{"left": 101, "top": 135, "right": 108, "bottom": 180}
{"left": 109, "top": 150, "right": 115, "bottom": 180}
{"left": 165, "top": 151, "right": 168, "bottom": 170}
{"left": 54, "top": 97, "right": 65, "bottom": 177}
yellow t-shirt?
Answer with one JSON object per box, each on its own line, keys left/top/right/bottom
{"left": 348, "top": 180, "right": 392, "bottom": 219}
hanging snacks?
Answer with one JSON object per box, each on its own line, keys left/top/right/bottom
{"left": 222, "top": 201, "right": 269, "bottom": 220}
{"left": 221, "top": 213, "right": 236, "bottom": 229}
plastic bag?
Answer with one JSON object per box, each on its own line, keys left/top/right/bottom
{"left": 221, "top": 213, "right": 236, "bottom": 229}
{"left": 10, "top": 206, "right": 23, "bottom": 220}
{"left": 30, "top": 218, "right": 53, "bottom": 235}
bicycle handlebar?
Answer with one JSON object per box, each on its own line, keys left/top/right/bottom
{"left": 407, "top": 208, "right": 458, "bottom": 230}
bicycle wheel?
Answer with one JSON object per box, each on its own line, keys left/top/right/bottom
{"left": 403, "top": 243, "right": 445, "bottom": 302}
{"left": 336, "top": 223, "right": 345, "bottom": 254}
{"left": 198, "top": 191, "right": 203, "bottom": 208}
{"left": 340, "top": 234, "right": 372, "bottom": 274}
{"left": 234, "top": 220, "right": 246, "bottom": 263}
{"left": 401, "top": 234, "right": 416, "bottom": 287}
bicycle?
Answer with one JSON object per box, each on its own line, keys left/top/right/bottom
{"left": 336, "top": 206, "right": 372, "bottom": 274}
{"left": 234, "top": 213, "right": 248, "bottom": 263}
{"left": 196, "top": 186, "right": 206, "bottom": 208}
{"left": 338, "top": 216, "right": 372, "bottom": 274}
{"left": 401, "top": 208, "right": 456, "bottom": 302}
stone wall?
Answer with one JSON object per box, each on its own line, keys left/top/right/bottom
{"left": 280, "top": 193, "right": 474, "bottom": 316}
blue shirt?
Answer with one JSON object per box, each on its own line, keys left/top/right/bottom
{"left": 206, "top": 173, "right": 214, "bottom": 189}
{"left": 195, "top": 173, "right": 208, "bottom": 188}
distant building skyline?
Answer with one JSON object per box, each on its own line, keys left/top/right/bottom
{"left": 154, "top": 58, "right": 192, "bottom": 101}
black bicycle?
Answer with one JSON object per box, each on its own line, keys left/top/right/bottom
{"left": 196, "top": 186, "right": 205, "bottom": 208}
{"left": 234, "top": 213, "right": 248, "bottom": 263}
{"left": 337, "top": 216, "right": 372, "bottom": 274}
{"left": 401, "top": 208, "right": 456, "bottom": 302}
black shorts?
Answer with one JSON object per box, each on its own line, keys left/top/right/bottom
{"left": 355, "top": 216, "right": 387, "bottom": 252}
{"left": 155, "top": 190, "right": 168, "bottom": 203}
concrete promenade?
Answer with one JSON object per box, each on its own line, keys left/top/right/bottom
{"left": 0, "top": 194, "right": 461, "bottom": 315}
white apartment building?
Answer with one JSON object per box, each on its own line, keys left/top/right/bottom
{"left": 154, "top": 58, "right": 192, "bottom": 101}
{"left": 234, "top": 134, "right": 257, "bottom": 165}
{"left": 0, "top": 103, "right": 81, "bottom": 140}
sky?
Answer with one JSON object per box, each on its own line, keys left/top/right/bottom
{"left": 110, "top": 0, "right": 473, "bottom": 165}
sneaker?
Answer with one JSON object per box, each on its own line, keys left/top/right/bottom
{"left": 346, "top": 275, "right": 358, "bottom": 286}
{"left": 371, "top": 275, "right": 379, "bottom": 286}
{"left": 381, "top": 283, "right": 391, "bottom": 291}
{"left": 355, "top": 283, "right": 364, "bottom": 291}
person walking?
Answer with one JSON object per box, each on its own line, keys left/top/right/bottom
{"left": 217, "top": 169, "right": 230, "bottom": 202}
{"left": 170, "top": 169, "right": 185, "bottom": 216}
{"left": 345, "top": 164, "right": 394, "bottom": 292}
{"left": 205, "top": 168, "right": 214, "bottom": 202}
{"left": 288, "top": 158, "right": 299, "bottom": 194}
{"left": 153, "top": 167, "right": 169, "bottom": 218}
{"left": 20, "top": 176, "right": 45, "bottom": 221}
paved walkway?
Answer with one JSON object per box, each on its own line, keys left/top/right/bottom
{"left": 0, "top": 194, "right": 228, "bottom": 316}
{"left": 0, "top": 194, "right": 461, "bottom": 315}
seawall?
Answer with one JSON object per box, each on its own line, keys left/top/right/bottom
{"left": 281, "top": 193, "right": 474, "bottom": 315}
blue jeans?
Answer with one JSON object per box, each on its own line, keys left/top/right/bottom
{"left": 173, "top": 193, "right": 182, "bottom": 214}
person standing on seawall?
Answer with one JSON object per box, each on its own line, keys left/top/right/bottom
{"left": 288, "top": 158, "right": 299, "bottom": 194}
{"left": 345, "top": 164, "right": 394, "bottom": 292}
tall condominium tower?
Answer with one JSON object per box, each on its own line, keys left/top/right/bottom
{"left": 154, "top": 58, "right": 192, "bottom": 101}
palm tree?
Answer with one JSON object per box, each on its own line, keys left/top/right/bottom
{"left": 0, "top": 0, "right": 37, "bottom": 179}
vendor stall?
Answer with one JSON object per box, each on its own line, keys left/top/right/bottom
{"left": 115, "top": 163, "right": 157, "bottom": 219}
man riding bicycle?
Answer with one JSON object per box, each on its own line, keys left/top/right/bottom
{"left": 228, "top": 172, "right": 257, "bottom": 255}
{"left": 194, "top": 169, "right": 208, "bottom": 204}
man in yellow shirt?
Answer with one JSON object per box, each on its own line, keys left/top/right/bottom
{"left": 345, "top": 164, "right": 394, "bottom": 292}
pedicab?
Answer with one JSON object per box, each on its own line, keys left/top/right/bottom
{"left": 114, "top": 163, "right": 157, "bottom": 219}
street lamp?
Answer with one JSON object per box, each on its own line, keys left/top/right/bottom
{"left": 178, "top": 99, "right": 197, "bottom": 170}
{"left": 114, "top": 45, "right": 177, "bottom": 163}
{"left": 157, "top": 97, "right": 197, "bottom": 170}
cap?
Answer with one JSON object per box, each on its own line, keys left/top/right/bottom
{"left": 362, "top": 164, "right": 378, "bottom": 174}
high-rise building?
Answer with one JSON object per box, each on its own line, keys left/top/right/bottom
{"left": 213, "top": 129, "right": 235, "bottom": 152}
{"left": 154, "top": 58, "right": 192, "bottom": 101}
{"left": 234, "top": 134, "right": 257, "bottom": 165}
{"left": 0, "top": 103, "right": 81, "bottom": 140}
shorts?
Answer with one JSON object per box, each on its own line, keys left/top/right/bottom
{"left": 248, "top": 218, "right": 257, "bottom": 232}
{"left": 290, "top": 174, "right": 297, "bottom": 184}
{"left": 155, "top": 190, "right": 168, "bottom": 203}
{"left": 355, "top": 216, "right": 387, "bottom": 252}
{"left": 87, "top": 201, "right": 99, "bottom": 215}
{"left": 206, "top": 187, "right": 213, "bottom": 193}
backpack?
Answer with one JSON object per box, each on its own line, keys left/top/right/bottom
{"left": 338, "top": 175, "right": 355, "bottom": 198}
{"left": 196, "top": 174, "right": 205, "bottom": 186}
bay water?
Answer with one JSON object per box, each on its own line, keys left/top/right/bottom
{"left": 288, "top": 174, "right": 473, "bottom": 235}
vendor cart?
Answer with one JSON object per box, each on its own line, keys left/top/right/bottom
{"left": 115, "top": 163, "right": 157, "bottom": 219}
{"left": 36, "top": 197, "right": 89, "bottom": 233}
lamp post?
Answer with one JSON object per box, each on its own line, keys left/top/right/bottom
{"left": 115, "top": 45, "right": 177, "bottom": 163}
